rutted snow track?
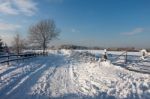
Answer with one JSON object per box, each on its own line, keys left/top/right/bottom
{"left": 30, "top": 56, "right": 75, "bottom": 98}
{"left": 0, "top": 54, "right": 69, "bottom": 99}
{"left": 0, "top": 51, "right": 150, "bottom": 99}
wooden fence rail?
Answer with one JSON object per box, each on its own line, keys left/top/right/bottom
{"left": 0, "top": 53, "right": 38, "bottom": 65}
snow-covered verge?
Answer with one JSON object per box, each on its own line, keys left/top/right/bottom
{"left": 0, "top": 50, "right": 150, "bottom": 99}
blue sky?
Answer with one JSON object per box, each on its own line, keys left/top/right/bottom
{"left": 0, "top": 0, "right": 150, "bottom": 48}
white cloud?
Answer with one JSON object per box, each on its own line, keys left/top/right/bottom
{"left": 13, "top": 0, "right": 37, "bottom": 16}
{"left": 0, "top": 22, "right": 21, "bottom": 31}
{"left": 0, "top": 0, "right": 37, "bottom": 16}
{"left": 121, "top": 28, "right": 144, "bottom": 36}
{"left": 0, "top": 2, "right": 18, "bottom": 15}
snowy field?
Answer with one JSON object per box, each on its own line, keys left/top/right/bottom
{"left": 0, "top": 50, "right": 150, "bottom": 99}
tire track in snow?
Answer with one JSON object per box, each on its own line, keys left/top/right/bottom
{"left": 0, "top": 57, "right": 40, "bottom": 78}
{"left": 4, "top": 55, "right": 65, "bottom": 99}
{"left": 30, "top": 56, "right": 75, "bottom": 98}
{"left": 6, "top": 63, "right": 47, "bottom": 95}
{"left": 0, "top": 63, "right": 45, "bottom": 96}
{"left": 0, "top": 63, "right": 29, "bottom": 79}
{"left": 30, "top": 65, "right": 58, "bottom": 96}
{"left": 0, "top": 66, "right": 17, "bottom": 77}
{"left": 0, "top": 57, "right": 42, "bottom": 86}
{"left": 0, "top": 57, "right": 49, "bottom": 97}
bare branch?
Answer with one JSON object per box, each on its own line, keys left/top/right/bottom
{"left": 12, "top": 33, "right": 25, "bottom": 54}
{"left": 28, "top": 19, "right": 60, "bottom": 54}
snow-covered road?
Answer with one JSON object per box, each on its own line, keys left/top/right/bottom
{"left": 0, "top": 50, "right": 150, "bottom": 99}
{"left": 0, "top": 54, "right": 66, "bottom": 99}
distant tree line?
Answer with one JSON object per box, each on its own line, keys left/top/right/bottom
{"left": 107, "top": 47, "right": 139, "bottom": 52}
{"left": 57, "top": 44, "right": 149, "bottom": 52}
{"left": 58, "top": 45, "right": 89, "bottom": 50}
{"left": 58, "top": 44, "right": 104, "bottom": 50}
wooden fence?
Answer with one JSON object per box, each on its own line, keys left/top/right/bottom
{"left": 0, "top": 53, "right": 38, "bottom": 65}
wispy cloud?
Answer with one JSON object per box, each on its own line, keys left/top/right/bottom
{"left": 71, "top": 28, "right": 80, "bottom": 33}
{"left": 14, "top": 0, "right": 37, "bottom": 16}
{"left": 0, "top": 22, "right": 21, "bottom": 31}
{"left": 0, "top": 0, "right": 37, "bottom": 16}
{"left": 121, "top": 28, "right": 144, "bottom": 36}
{"left": 46, "top": 0, "right": 63, "bottom": 3}
{"left": 0, "top": 2, "right": 18, "bottom": 15}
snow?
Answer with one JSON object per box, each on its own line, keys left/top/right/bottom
{"left": 0, "top": 50, "right": 150, "bottom": 99}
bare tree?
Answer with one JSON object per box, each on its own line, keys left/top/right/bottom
{"left": 12, "top": 33, "right": 25, "bottom": 54}
{"left": 29, "top": 19, "right": 60, "bottom": 54}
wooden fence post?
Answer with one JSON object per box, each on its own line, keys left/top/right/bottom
{"left": 7, "top": 54, "right": 9, "bottom": 65}
{"left": 125, "top": 51, "right": 127, "bottom": 64}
